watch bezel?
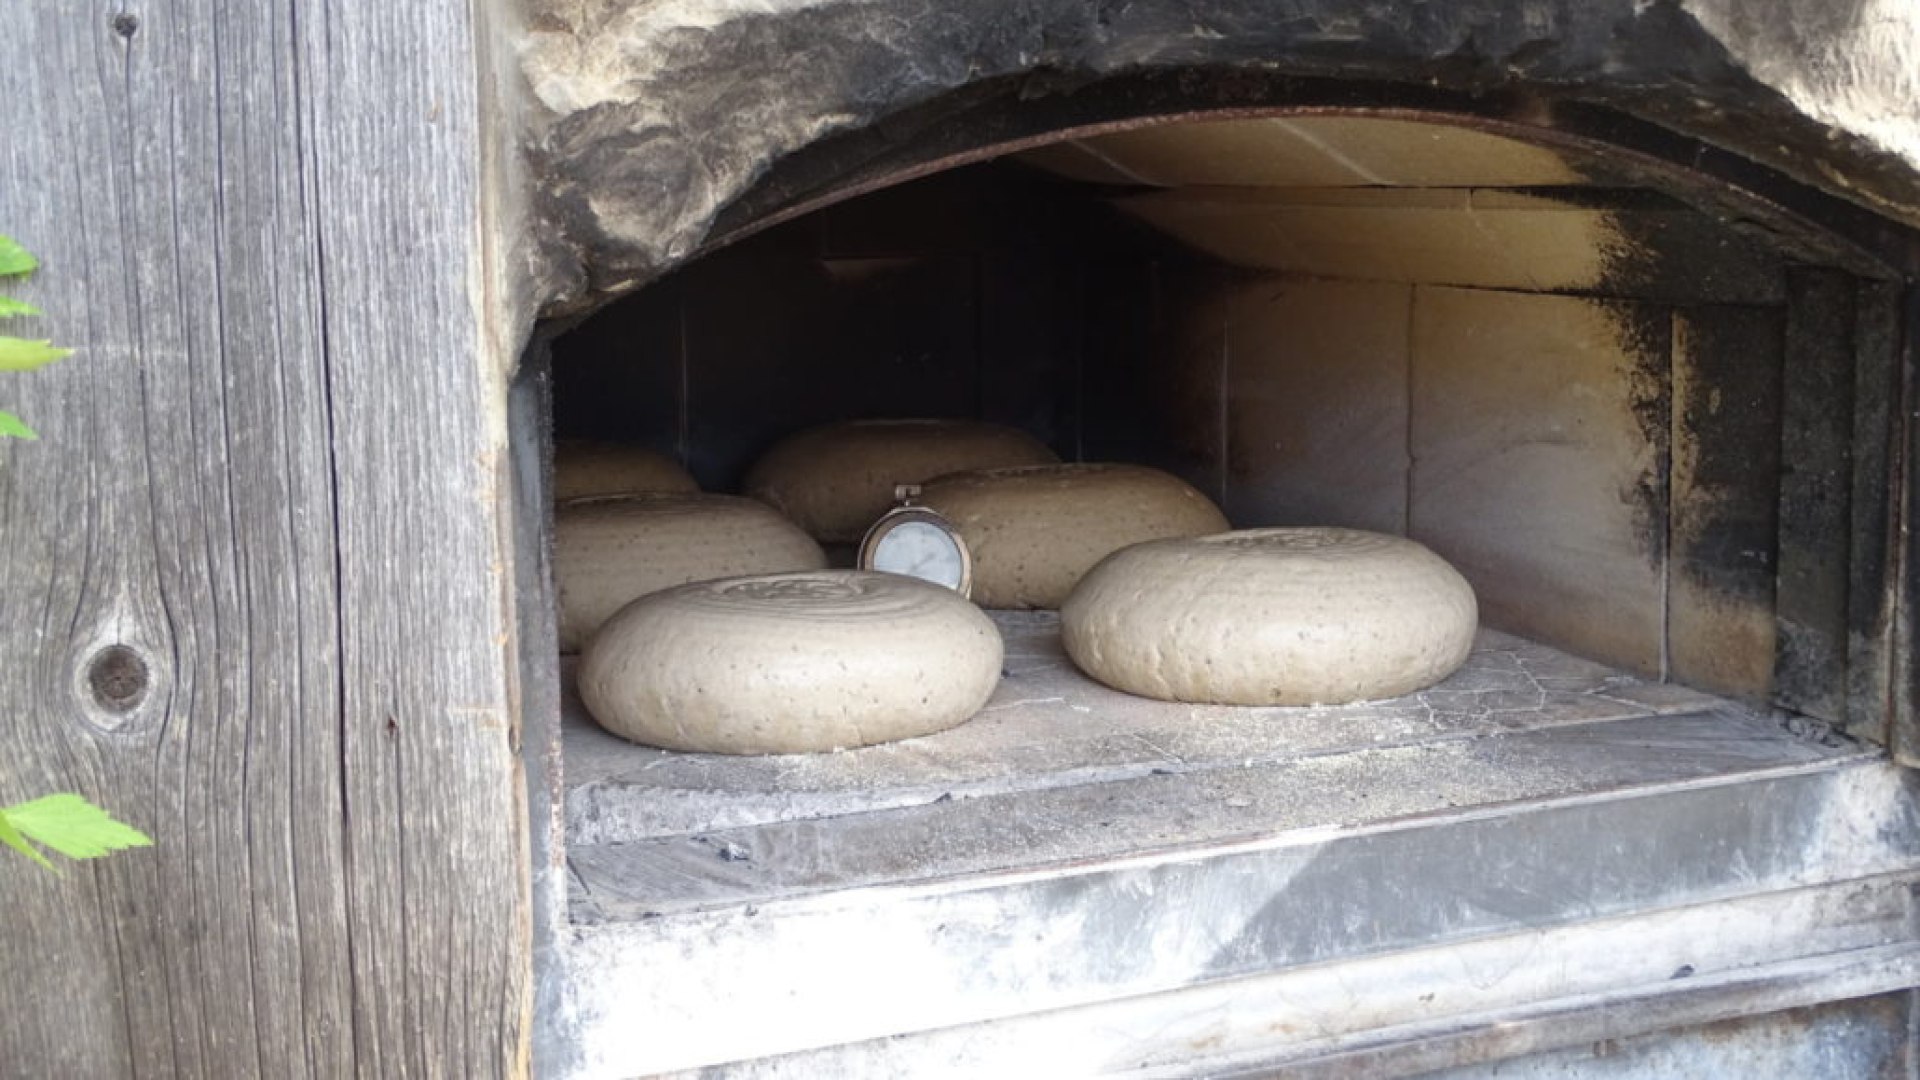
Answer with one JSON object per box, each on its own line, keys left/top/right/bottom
{"left": 857, "top": 505, "right": 973, "bottom": 599}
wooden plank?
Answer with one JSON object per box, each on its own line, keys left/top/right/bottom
{"left": 298, "top": 1, "right": 529, "bottom": 1074}
{"left": 1846, "top": 280, "right": 1903, "bottom": 741}
{"left": 1111, "top": 188, "right": 1785, "bottom": 305}
{"left": 1893, "top": 281, "right": 1920, "bottom": 767}
{"left": 1408, "top": 288, "right": 1671, "bottom": 677}
{"left": 1151, "top": 272, "right": 1233, "bottom": 501}
{"left": 511, "top": 349, "right": 573, "bottom": 1076}
{"left": 815, "top": 165, "right": 1087, "bottom": 452}
{"left": 1774, "top": 269, "right": 1856, "bottom": 724}
{"left": 0, "top": 1, "right": 527, "bottom": 1076}
{"left": 1073, "top": 258, "right": 1159, "bottom": 464}
{"left": 549, "top": 277, "right": 687, "bottom": 463}
{"left": 1668, "top": 307, "right": 1786, "bottom": 701}
{"left": 1223, "top": 277, "right": 1412, "bottom": 534}
{"left": 975, "top": 248, "right": 1080, "bottom": 451}
{"left": 1036, "top": 117, "right": 1586, "bottom": 188}
{"left": 0, "top": 4, "right": 352, "bottom": 1075}
{"left": 680, "top": 241, "right": 982, "bottom": 490}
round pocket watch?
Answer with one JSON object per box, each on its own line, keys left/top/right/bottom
{"left": 858, "top": 484, "right": 973, "bottom": 598}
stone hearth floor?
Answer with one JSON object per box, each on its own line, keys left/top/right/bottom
{"left": 561, "top": 610, "right": 1855, "bottom": 920}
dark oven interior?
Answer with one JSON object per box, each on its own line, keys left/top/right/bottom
{"left": 552, "top": 113, "right": 1901, "bottom": 724}
{"left": 533, "top": 113, "right": 1911, "bottom": 1074}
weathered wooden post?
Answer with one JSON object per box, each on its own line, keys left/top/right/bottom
{"left": 7, "top": 0, "right": 1920, "bottom": 1074}
{"left": 1, "top": 2, "right": 531, "bottom": 1074}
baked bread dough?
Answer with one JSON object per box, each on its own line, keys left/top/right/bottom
{"left": 919, "top": 463, "right": 1230, "bottom": 609}
{"left": 579, "top": 570, "right": 1005, "bottom": 754}
{"left": 744, "top": 419, "right": 1059, "bottom": 543}
{"left": 553, "top": 440, "right": 699, "bottom": 500}
{"left": 1062, "top": 527, "right": 1477, "bottom": 706}
{"left": 555, "top": 493, "right": 825, "bottom": 653}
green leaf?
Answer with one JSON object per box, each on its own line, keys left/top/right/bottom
{"left": 0, "top": 336, "right": 72, "bottom": 371}
{"left": 0, "top": 296, "right": 40, "bottom": 318}
{"left": 0, "top": 411, "right": 38, "bottom": 439}
{"left": 0, "top": 811, "right": 56, "bottom": 871}
{"left": 0, "top": 236, "right": 38, "bottom": 278}
{"left": 3, "top": 794, "right": 153, "bottom": 860}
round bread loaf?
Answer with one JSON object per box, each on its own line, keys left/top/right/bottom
{"left": 579, "top": 570, "right": 1005, "bottom": 754}
{"left": 1062, "top": 527, "right": 1477, "bottom": 706}
{"left": 744, "top": 419, "right": 1059, "bottom": 543}
{"left": 554, "top": 493, "right": 825, "bottom": 653}
{"left": 553, "top": 441, "right": 698, "bottom": 500}
{"left": 918, "top": 463, "right": 1230, "bottom": 609}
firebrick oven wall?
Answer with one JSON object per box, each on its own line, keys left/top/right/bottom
{"left": 550, "top": 145, "right": 1894, "bottom": 735}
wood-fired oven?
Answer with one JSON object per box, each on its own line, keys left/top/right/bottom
{"left": 526, "top": 106, "right": 1917, "bottom": 1077}
{"left": 12, "top": 2, "right": 1917, "bottom": 1076}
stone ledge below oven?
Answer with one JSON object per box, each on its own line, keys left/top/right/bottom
{"left": 545, "top": 614, "right": 1915, "bottom": 1077}
{"left": 561, "top": 612, "right": 1779, "bottom": 850}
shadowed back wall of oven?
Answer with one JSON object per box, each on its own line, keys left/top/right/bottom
{"left": 548, "top": 127, "right": 1901, "bottom": 738}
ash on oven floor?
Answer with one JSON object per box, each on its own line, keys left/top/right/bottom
{"left": 562, "top": 611, "right": 1863, "bottom": 919}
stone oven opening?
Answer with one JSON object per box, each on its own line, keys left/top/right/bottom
{"left": 532, "top": 112, "right": 1910, "bottom": 1076}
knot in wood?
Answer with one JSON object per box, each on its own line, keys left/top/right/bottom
{"left": 111, "top": 13, "right": 139, "bottom": 38}
{"left": 87, "top": 644, "right": 150, "bottom": 713}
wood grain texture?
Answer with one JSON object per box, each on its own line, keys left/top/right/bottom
{"left": 1774, "top": 269, "right": 1856, "bottom": 724}
{"left": 512, "top": 347, "right": 574, "bottom": 1078}
{"left": 0, "top": 2, "right": 528, "bottom": 1077}
{"left": 1898, "top": 282, "right": 1920, "bottom": 768}
{"left": 1222, "top": 277, "right": 1413, "bottom": 535}
{"left": 1845, "top": 280, "right": 1903, "bottom": 740}
{"left": 1408, "top": 288, "right": 1671, "bottom": 677}
{"left": 1668, "top": 306, "right": 1785, "bottom": 701}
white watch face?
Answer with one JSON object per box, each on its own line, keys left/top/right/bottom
{"left": 871, "top": 520, "right": 966, "bottom": 590}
